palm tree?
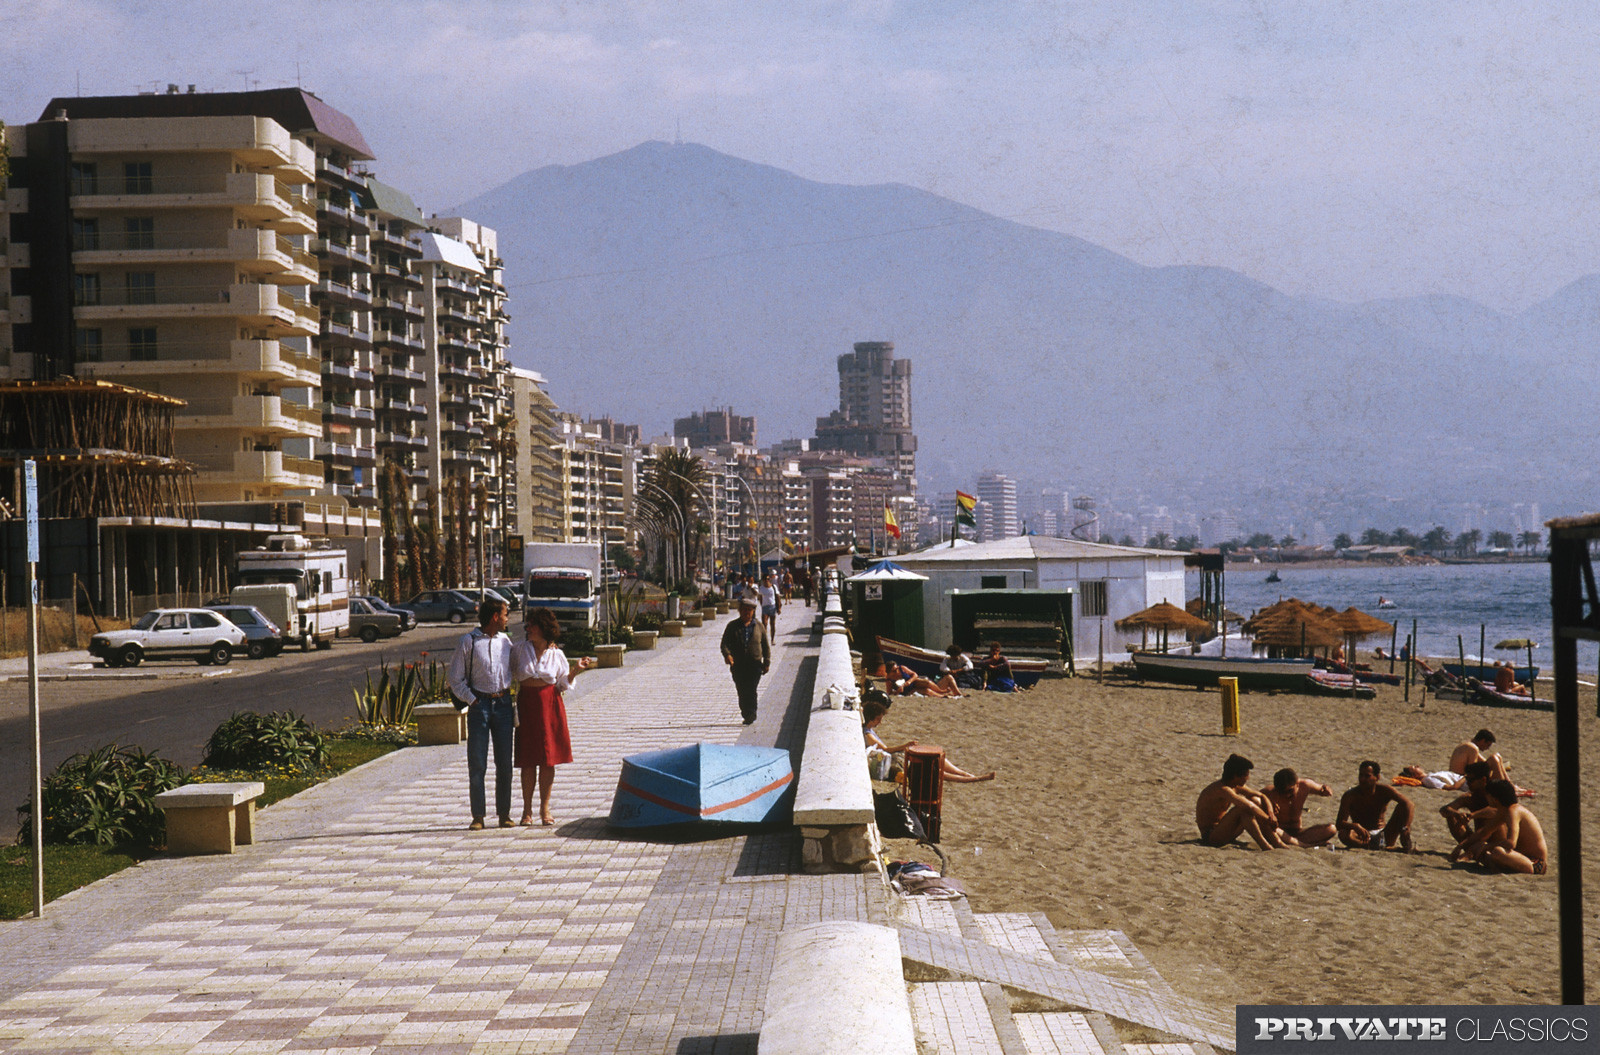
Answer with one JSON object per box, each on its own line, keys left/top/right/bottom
{"left": 1333, "top": 533, "right": 1354, "bottom": 551}
{"left": 1360, "top": 528, "right": 1388, "bottom": 546}
{"left": 1519, "top": 529, "right": 1542, "bottom": 555}
{"left": 488, "top": 413, "right": 519, "bottom": 575}
{"left": 1488, "top": 530, "right": 1514, "bottom": 551}
{"left": 1456, "top": 529, "right": 1482, "bottom": 557}
{"left": 1422, "top": 526, "right": 1451, "bottom": 554}
{"left": 1148, "top": 532, "right": 1172, "bottom": 549}
{"left": 639, "top": 449, "right": 708, "bottom": 586}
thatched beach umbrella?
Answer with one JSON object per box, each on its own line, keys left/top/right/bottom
{"left": 1330, "top": 607, "right": 1395, "bottom": 659}
{"left": 1115, "top": 601, "right": 1213, "bottom": 653}
{"left": 1248, "top": 609, "right": 1345, "bottom": 657}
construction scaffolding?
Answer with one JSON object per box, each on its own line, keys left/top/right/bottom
{"left": 0, "top": 379, "right": 196, "bottom": 519}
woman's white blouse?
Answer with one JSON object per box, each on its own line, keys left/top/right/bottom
{"left": 512, "top": 641, "right": 575, "bottom": 692}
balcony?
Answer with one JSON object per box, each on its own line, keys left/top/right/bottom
{"left": 376, "top": 362, "right": 426, "bottom": 384}
{"left": 384, "top": 400, "right": 428, "bottom": 419}
{"left": 322, "top": 360, "right": 376, "bottom": 386}
{"left": 72, "top": 171, "right": 316, "bottom": 234}
{"left": 320, "top": 313, "right": 374, "bottom": 349}
{"left": 322, "top": 401, "right": 376, "bottom": 425}
{"left": 73, "top": 281, "right": 319, "bottom": 337}
{"left": 311, "top": 237, "right": 372, "bottom": 268}
{"left": 377, "top": 431, "right": 426, "bottom": 450}
{"left": 71, "top": 228, "right": 317, "bottom": 284}
{"left": 173, "top": 394, "right": 322, "bottom": 439}
{"left": 79, "top": 338, "right": 319, "bottom": 387}
{"left": 70, "top": 116, "right": 315, "bottom": 177}
{"left": 313, "top": 276, "right": 373, "bottom": 308}
{"left": 375, "top": 328, "right": 423, "bottom": 352}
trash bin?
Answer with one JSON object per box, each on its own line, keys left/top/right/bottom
{"left": 904, "top": 744, "right": 945, "bottom": 842}
{"left": 666, "top": 594, "right": 680, "bottom": 620}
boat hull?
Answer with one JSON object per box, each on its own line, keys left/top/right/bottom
{"left": 877, "top": 636, "right": 1047, "bottom": 689}
{"left": 1131, "top": 652, "right": 1315, "bottom": 690}
{"left": 1442, "top": 663, "right": 1538, "bottom": 684}
{"left": 609, "top": 744, "right": 793, "bottom": 828}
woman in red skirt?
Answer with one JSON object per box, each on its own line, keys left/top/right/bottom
{"left": 513, "top": 608, "right": 595, "bottom": 825}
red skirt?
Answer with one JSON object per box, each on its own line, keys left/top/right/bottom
{"left": 515, "top": 682, "right": 573, "bottom": 767}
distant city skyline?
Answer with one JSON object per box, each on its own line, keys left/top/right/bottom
{"left": 5, "top": 2, "right": 1598, "bottom": 313}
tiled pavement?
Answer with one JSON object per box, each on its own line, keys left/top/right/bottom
{"left": 0, "top": 602, "right": 1234, "bottom": 1054}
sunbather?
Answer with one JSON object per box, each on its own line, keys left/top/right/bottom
{"left": 1336, "top": 760, "right": 1414, "bottom": 852}
{"left": 883, "top": 659, "right": 961, "bottom": 698}
{"left": 1195, "top": 754, "right": 1285, "bottom": 850}
{"left": 1261, "top": 768, "right": 1336, "bottom": 847}
{"left": 861, "top": 698, "right": 994, "bottom": 782}
{"left": 1450, "top": 780, "right": 1548, "bottom": 874}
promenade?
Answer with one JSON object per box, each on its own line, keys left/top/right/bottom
{"left": 0, "top": 602, "right": 1232, "bottom": 1054}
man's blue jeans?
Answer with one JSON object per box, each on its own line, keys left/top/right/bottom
{"left": 466, "top": 692, "right": 516, "bottom": 822}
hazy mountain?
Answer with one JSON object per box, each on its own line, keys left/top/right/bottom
{"left": 455, "top": 141, "right": 1597, "bottom": 525}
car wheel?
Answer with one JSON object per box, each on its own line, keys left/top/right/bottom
{"left": 360, "top": 625, "right": 379, "bottom": 643}
{"left": 247, "top": 640, "right": 268, "bottom": 660}
{"left": 448, "top": 611, "right": 464, "bottom": 624}
{"left": 103, "top": 653, "right": 123, "bottom": 669}
{"left": 119, "top": 644, "right": 142, "bottom": 668}
{"left": 209, "top": 643, "right": 232, "bottom": 666}
{"left": 316, "top": 637, "right": 332, "bottom": 650}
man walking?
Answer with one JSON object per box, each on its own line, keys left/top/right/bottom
{"left": 720, "top": 595, "right": 771, "bottom": 725}
{"left": 448, "top": 597, "right": 516, "bottom": 829}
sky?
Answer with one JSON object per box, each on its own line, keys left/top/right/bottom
{"left": 4, "top": 0, "right": 1598, "bottom": 314}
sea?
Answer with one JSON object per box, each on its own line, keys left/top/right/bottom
{"left": 1184, "top": 560, "right": 1596, "bottom": 676}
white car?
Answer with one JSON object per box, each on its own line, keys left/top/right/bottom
{"left": 89, "top": 608, "right": 247, "bottom": 668}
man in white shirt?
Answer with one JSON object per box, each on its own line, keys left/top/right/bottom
{"left": 757, "top": 572, "right": 780, "bottom": 639}
{"left": 448, "top": 597, "right": 515, "bottom": 829}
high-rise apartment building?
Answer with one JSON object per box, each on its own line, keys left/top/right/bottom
{"left": 675, "top": 408, "right": 755, "bottom": 447}
{"left": 508, "top": 367, "right": 563, "bottom": 545}
{"left": 975, "top": 471, "right": 1019, "bottom": 541}
{"left": 813, "top": 340, "right": 916, "bottom": 485}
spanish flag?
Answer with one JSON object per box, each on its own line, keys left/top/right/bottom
{"left": 955, "top": 490, "right": 977, "bottom": 527}
{"left": 884, "top": 502, "right": 901, "bottom": 540}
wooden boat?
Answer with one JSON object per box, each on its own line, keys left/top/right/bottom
{"left": 1442, "top": 662, "right": 1538, "bottom": 684}
{"left": 1315, "top": 659, "right": 1401, "bottom": 686}
{"left": 876, "top": 636, "right": 1049, "bottom": 689}
{"left": 1130, "top": 651, "right": 1315, "bottom": 690}
{"left": 608, "top": 744, "right": 793, "bottom": 828}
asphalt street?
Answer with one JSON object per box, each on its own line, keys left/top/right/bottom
{"left": 0, "top": 623, "right": 466, "bottom": 824}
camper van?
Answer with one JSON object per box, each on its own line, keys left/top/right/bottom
{"left": 233, "top": 535, "right": 351, "bottom": 650}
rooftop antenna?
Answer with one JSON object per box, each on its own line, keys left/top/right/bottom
{"left": 233, "top": 69, "right": 255, "bottom": 92}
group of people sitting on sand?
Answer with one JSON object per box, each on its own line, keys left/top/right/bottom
{"left": 860, "top": 689, "right": 996, "bottom": 784}
{"left": 1194, "top": 728, "right": 1546, "bottom": 873}
{"left": 880, "top": 642, "right": 1018, "bottom": 698}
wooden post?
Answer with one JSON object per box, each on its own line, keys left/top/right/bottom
{"left": 1458, "top": 635, "right": 1467, "bottom": 681}
{"left": 71, "top": 574, "right": 80, "bottom": 650}
{"left": 1219, "top": 677, "right": 1240, "bottom": 735}
{"left": 1388, "top": 624, "right": 1397, "bottom": 675}
{"left": 1404, "top": 632, "right": 1411, "bottom": 703}
{"left": 1097, "top": 620, "right": 1104, "bottom": 685}
{"left": 1480, "top": 624, "right": 1486, "bottom": 680}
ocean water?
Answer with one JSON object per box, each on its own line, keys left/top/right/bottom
{"left": 1185, "top": 561, "right": 1596, "bottom": 674}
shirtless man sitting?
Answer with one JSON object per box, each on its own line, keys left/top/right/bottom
{"left": 1439, "top": 761, "right": 1494, "bottom": 842}
{"left": 1449, "top": 729, "right": 1511, "bottom": 784}
{"left": 1196, "top": 754, "right": 1286, "bottom": 850}
{"left": 1450, "top": 780, "right": 1548, "bottom": 874}
{"left": 1336, "top": 760, "right": 1414, "bottom": 852}
{"left": 1261, "top": 768, "right": 1336, "bottom": 847}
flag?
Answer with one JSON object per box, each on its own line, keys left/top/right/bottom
{"left": 955, "top": 490, "right": 977, "bottom": 527}
{"left": 884, "top": 502, "right": 901, "bottom": 540}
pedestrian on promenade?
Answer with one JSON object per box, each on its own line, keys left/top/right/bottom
{"left": 448, "top": 596, "right": 516, "bottom": 830}
{"left": 720, "top": 595, "right": 771, "bottom": 724}
{"left": 758, "top": 571, "right": 781, "bottom": 639}
{"left": 513, "top": 607, "right": 595, "bottom": 826}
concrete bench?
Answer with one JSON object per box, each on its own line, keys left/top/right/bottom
{"left": 155, "top": 782, "right": 265, "bottom": 855}
{"left": 660, "top": 619, "right": 685, "bottom": 637}
{"left": 593, "top": 643, "right": 627, "bottom": 668}
{"left": 683, "top": 611, "right": 704, "bottom": 628}
{"left": 759, "top": 921, "right": 916, "bottom": 1055}
{"left": 415, "top": 702, "right": 467, "bottom": 745}
{"left": 632, "top": 629, "right": 659, "bottom": 650}
{"left": 793, "top": 617, "right": 878, "bottom": 873}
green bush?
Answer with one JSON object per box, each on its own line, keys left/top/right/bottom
{"left": 17, "top": 744, "right": 185, "bottom": 849}
{"left": 352, "top": 657, "right": 445, "bottom": 728}
{"left": 605, "top": 625, "right": 635, "bottom": 649}
{"left": 632, "top": 611, "right": 664, "bottom": 632}
{"left": 202, "top": 711, "right": 330, "bottom": 772}
{"left": 562, "top": 626, "right": 594, "bottom": 655}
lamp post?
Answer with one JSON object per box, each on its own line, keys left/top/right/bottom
{"left": 658, "top": 468, "right": 717, "bottom": 585}
{"left": 729, "top": 473, "right": 762, "bottom": 577}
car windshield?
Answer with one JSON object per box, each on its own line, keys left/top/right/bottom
{"left": 526, "top": 574, "right": 590, "bottom": 599}
{"left": 133, "top": 612, "right": 160, "bottom": 630}
{"left": 223, "top": 609, "right": 258, "bottom": 626}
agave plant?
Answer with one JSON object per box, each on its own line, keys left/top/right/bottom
{"left": 354, "top": 659, "right": 423, "bottom": 728}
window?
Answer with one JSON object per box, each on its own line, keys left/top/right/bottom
{"left": 75, "top": 327, "right": 103, "bottom": 362}
{"left": 980, "top": 575, "right": 1007, "bottom": 589}
{"left": 128, "top": 327, "right": 158, "bottom": 361}
{"left": 71, "top": 217, "right": 99, "bottom": 251}
{"left": 156, "top": 613, "right": 186, "bottom": 630}
{"left": 69, "top": 162, "right": 98, "bottom": 196}
{"left": 1081, "top": 580, "right": 1108, "bottom": 617}
{"left": 123, "top": 161, "right": 153, "bottom": 194}
{"left": 73, "top": 273, "right": 101, "bottom": 306}
{"left": 189, "top": 613, "right": 220, "bottom": 629}
{"left": 126, "top": 272, "right": 156, "bottom": 304}
{"left": 124, "top": 217, "right": 155, "bottom": 250}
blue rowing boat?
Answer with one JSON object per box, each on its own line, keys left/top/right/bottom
{"left": 608, "top": 744, "right": 794, "bottom": 828}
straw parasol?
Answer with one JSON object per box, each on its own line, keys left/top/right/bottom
{"left": 1246, "top": 606, "right": 1345, "bottom": 656}
{"left": 1115, "top": 601, "right": 1213, "bottom": 653}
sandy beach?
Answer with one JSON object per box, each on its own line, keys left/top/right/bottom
{"left": 872, "top": 656, "right": 1600, "bottom": 1013}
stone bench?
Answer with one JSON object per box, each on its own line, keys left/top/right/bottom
{"left": 683, "top": 611, "right": 704, "bottom": 628}
{"left": 760, "top": 921, "right": 916, "bottom": 1055}
{"left": 415, "top": 702, "right": 467, "bottom": 745}
{"left": 593, "top": 643, "right": 627, "bottom": 668}
{"left": 155, "top": 782, "right": 265, "bottom": 855}
{"left": 632, "top": 629, "right": 659, "bottom": 650}
{"left": 660, "top": 619, "right": 685, "bottom": 638}
{"left": 793, "top": 607, "right": 878, "bottom": 873}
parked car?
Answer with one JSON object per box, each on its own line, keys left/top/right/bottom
{"left": 89, "top": 608, "right": 247, "bottom": 667}
{"left": 349, "top": 597, "right": 406, "bottom": 642}
{"left": 395, "top": 589, "right": 482, "bottom": 624}
{"left": 202, "top": 603, "right": 284, "bottom": 659}
{"left": 357, "top": 595, "right": 417, "bottom": 631}
{"left": 485, "top": 584, "right": 521, "bottom": 612}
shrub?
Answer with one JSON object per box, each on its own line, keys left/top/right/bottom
{"left": 202, "top": 711, "right": 330, "bottom": 772}
{"left": 17, "top": 744, "right": 185, "bottom": 849}
{"left": 604, "top": 625, "right": 634, "bottom": 649}
{"left": 632, "top": 611, "right": 663, "bottom": 632}
{"left": 562, "top": 626, "right": 594, "bottom": 656}
{"left": 352, "top": 658, "right": 437, "bottom": 728}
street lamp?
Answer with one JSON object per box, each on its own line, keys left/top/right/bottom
{"left": 637, "top": 478, "right": 686, "bottom": 586}
{"left": 729, "top": 473, "right": 762, "bottom": 576}
{"left": 657, "top": 468, "right": 717, "bottom": 583}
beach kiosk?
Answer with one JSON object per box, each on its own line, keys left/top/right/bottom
{"left": 846, "top": 560, "right": 928, "bottom": 668}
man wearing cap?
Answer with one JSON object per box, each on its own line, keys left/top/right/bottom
{"left": 720, "top": 595, "right": 771, "bottom": 725}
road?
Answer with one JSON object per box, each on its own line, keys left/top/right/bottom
{"left": 0, "top": 624, "right": 467, "bottom": 821}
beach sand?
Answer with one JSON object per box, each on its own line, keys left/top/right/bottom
{"left": 873, "top": 656, "right": 1600, "bottom": 1013}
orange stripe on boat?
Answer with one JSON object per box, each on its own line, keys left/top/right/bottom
{"left": 616, "top": 772, "right": 793, "bottom": 817}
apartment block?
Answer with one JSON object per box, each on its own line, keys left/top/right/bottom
{"left": 557, "top": 413, "right": 631, "bottom": 550}
{"left": 508, "top": 367, "right": 563, "bottom": 546}
{"left": 975, "top": 470, "right": 1019, "bottom": 541}
{"left": 364, "top": 179, "right": 430, "bottom": 496}
{"left": 3, "top": 92, "right": 340, "bottom": 503}
{"left": 813, "top": 340, "right": 916, "bottom": 485}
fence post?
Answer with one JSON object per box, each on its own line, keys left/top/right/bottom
{"left": 71, "top": 574, "right": 80, "bottom": 650}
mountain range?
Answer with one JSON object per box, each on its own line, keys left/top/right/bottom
{"left": 454, "top": 141, "right": 1597, "bottom": 530}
